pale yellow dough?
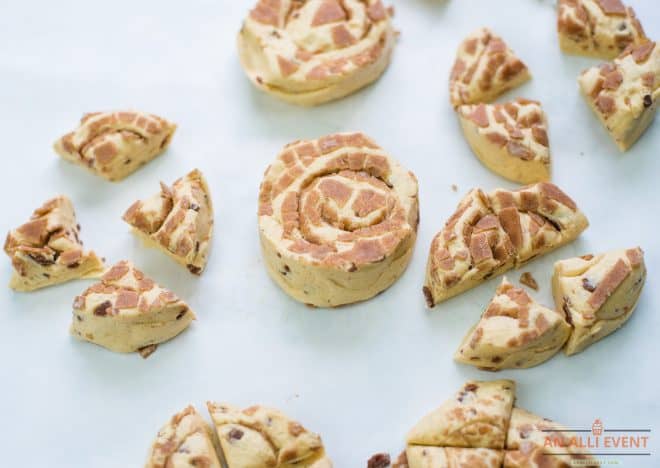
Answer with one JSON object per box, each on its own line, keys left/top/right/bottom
{"left": 54, "top": 110, "right": 176, "bottom": 181}
{"left": 455, "top": 277, "right": 571, "bottom": 371}
{"left": 504, "top": 407, "right": 599, "bottom": 467}
{"left": 259, "top": 132, "right": 418, "bottom": 307}
{"left": 238, "top": 0, "right": 396, "bottom": 106}
{"left": 402, "top": 380, "right": 600, "bottom": 468}
{"left": 4, "top": 196, "right": 104, "bottom": 291}
{"left": 424, "top": 183, "right": 589, "bottom": 307}
{"left": 70, "top": 260, "right": 195, "bottom": 354}
{"left": 123, "top": 169, "right": 213, "bottom": 275}
{"left": 578, "top": 41, "right": 659, "bottom": 151}
{"left": 557, "top": 0, "right": 647, "bottom": 59}
{"left": 145, "top": 406, "right": 222, "bottom": 468}
{"left": 207, "top": 402, "right": 332, "bottom": 467}
{"left": 553, "top": 247, "right": 645, "bottom": 355}
{"left": 406, "top": 446, "right": 503, "bottom": 468}
{"left": 407, "top": 380, "right": 515, "bottom": 449}
{"left": 458, "top": 99, "right": 551, "bottom": 184}
{"left": 449, "top": 28, "right": 530, "bottom": 108}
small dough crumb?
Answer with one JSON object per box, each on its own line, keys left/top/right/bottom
{"left": 520, "top": 272, "right": 539, "bottom": 290}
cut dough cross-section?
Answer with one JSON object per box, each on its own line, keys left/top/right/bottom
{"left": 70, "top": 260, "right": 195, "bottom": 355}
{"left": 54, "top": 110, "right": 176, "bottom": 181}
{"left": 4, "top": 196, "right": 104, "bottom": 291}
{"left": 123, "top": 169, "right": 213, "bottom": 275}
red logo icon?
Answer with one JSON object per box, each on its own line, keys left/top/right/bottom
{"left": 592, "top": 419, "right": 603, "bottom": 436}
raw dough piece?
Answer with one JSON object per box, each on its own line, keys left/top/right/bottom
{"left": 207, "top": 402, "right": 332, "bottom": 467}
{"left": 70, "top": 260, "right": 195, "bottom": 353}
{"left": 458, "top": 99, "right": 551, "bottom": 184}
{"left": 259, "top": 132, "right": 418, "bottom": 307}
{"left": 4, "top": 196, "right": 104, "bottom": 291}
{"left": 455, "top": 278, "right": 571, "bottom": 370}
{"left": 123, "top": 169, "right": 213, "bottom": 275}
{"left": 578, "top": 41, "right": 659, "bottom": 151}
{"left": 54, "top": 111, "right": 176, "bottom": 181}
{"left": 423, "top": 183, "right": 588, "bottom": 307}
{"left": 552, "top": 247, "right": 645, "bottom": 355}
{"left": 406, "top": 380, "right": 515, "bottom": 449}
{"left": 238, "top": 0, "right": 396, "bottom": 106}
{"left": 449, "top": 28, "right": 530, "bottom": 108}
{"left": 146, "top": 405, "right": 222, "bottom": 468}
{"left": 557, "top": 0, "right": 646, "bottom": 59}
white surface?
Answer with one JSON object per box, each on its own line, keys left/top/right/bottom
{"left": 0, "top": 1, "right": 659, "bottom": 466}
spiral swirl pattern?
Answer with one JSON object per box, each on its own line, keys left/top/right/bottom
{"left": 258, "top": 132, "right": 418, "bottom": 307}
{"left": 238, "top": 0, "right": 395, "bottom": 105}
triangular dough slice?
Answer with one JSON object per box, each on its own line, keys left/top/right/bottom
{"left": 54, "top": 111, "right": 176, "bottom": 181}
{"left": 552, "top": 247, "right": 645, "bottom": 355}
{"left": 558, "top": 0, "right": 647, "bottom": 59}
{"left": 4, "top": 196, "right": 104, "bottom": 291}
{"left": 449, "top": 28, "right": 530, "bottom": 108}
{"left": 146, "top": 405, "right": 222, "bottom": 468}
{"left": 424, "top": 183, "right": 588, "bottom": 307}
{"left": 207, "top": 402, "right": 331, "bottom": 467}
{"left": 458, "top": 99, "right": 551, "bottom": 184}
{"left": 455, "top": 277, "right": 571, "bottom": 370}
{"left": 504, "top": 407, "right": 599, "bottom": 467}
{"left": 423, "top": 189, "right": 516, "bottom": 307}
{"left": 488, "top": 183, "right": 589, "bottom": 264}
{"left": 123, "top": 169, "right": 213, "bottom": 275}
{"left": 70, "top": 260, "right": 195, "bottom": 354}
{"left": 406, "top": 446, "right": 503, "bottom": 468}
{"left": 578, "top": 41, "right": 659, "bottom": 151}
{"left": 407, "top": 380, "right": 515, "bottom": 449}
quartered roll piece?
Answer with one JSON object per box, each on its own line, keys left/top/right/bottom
{"left": 458, "top": 99, "right": 551, "bottom": 184}
{"left": 578, "top": 41, "right": 659, "bottom": 151}
{"left": 423, "top": 183, "right": 588, "bottom": 307}
{"left": 207, "top": 402, "right": 332, "bottom": 467}
{"left": 238, "top": 0, "right": 396, "bottom": 105}
{"left": 145, "top": 406, "right": 222, "bottom": 468}
{"left": 4, "top": 196, "right": 104, "bottom": 291}
{"left": 449, "top": 28, "right": 530, "bottom": 108}
{"left": 455, "top": 277, "right": 571, "bottom": 371}
{"left": 258, "top": 132, "right": 419, "bottom": 307}
{"left": 401, "top": 380, "right": 599, "bottom": 468}
{"left": 504, "top": 408, "right": 599, "bottom": 468}
{"left": 123, "top": 169, "right": 213, "bottom": 275}
{"left": 557, "top": 0, "right": 647, "bottom": 59}
{"left": 553, "top": 247, "right": 646, "bottom": 356}
{"left": 54, "top": 111, "right": 176, "bottom": 181}
{"left": 70, "top": 260, "right": 195, "bottom": 355}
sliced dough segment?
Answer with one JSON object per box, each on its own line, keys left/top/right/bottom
{"left": 406, "top": 446, "right": 503, "bottom": 468}
{"left": 54, "top": 111, "right": 176, "bottom": 181}
{"left": 424, "top": 183, "right": 588, "bottom": 307}
{"left": 449, "top": 28, "right": 530, "bottom": 108}
{"left": 238, "top": 0, "right": 396, "bottom": 106}
{"left": 4, "top": 196, "right": 104, "bottom": 291}
{"left": 458, "top": 99, "right": 551, "bottom": 184}
{"left": 578, "top": 41, "right": 659, "bottom": 151}
{"left": 504, "top": 407, "right": 599, "bottom": 467}
{"left": 70, "top": 260, "right": 195, "bottom": 354}
{"left": 123, "top": 169, "right": 213, "bottom": 275}
{"left": 552, "top": 247, "right": 645, "bottom": 355}
{"left": 455, "top": 278, "right": 571, "bottom": 370}
{"left": 207, "top": 402, "right": 331, "bottom": 467}
{"left": 557, "top": 0, "right": 647, "bottom": 59}
{"left": 407, "top": 380, "right": 515, "bottom": 449}
{"left": 146, "top": 405, "right": 222, "bottom": 468}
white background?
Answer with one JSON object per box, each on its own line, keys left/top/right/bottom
{"left": 0, "top": 1, "right": 658, "bottom": 466}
